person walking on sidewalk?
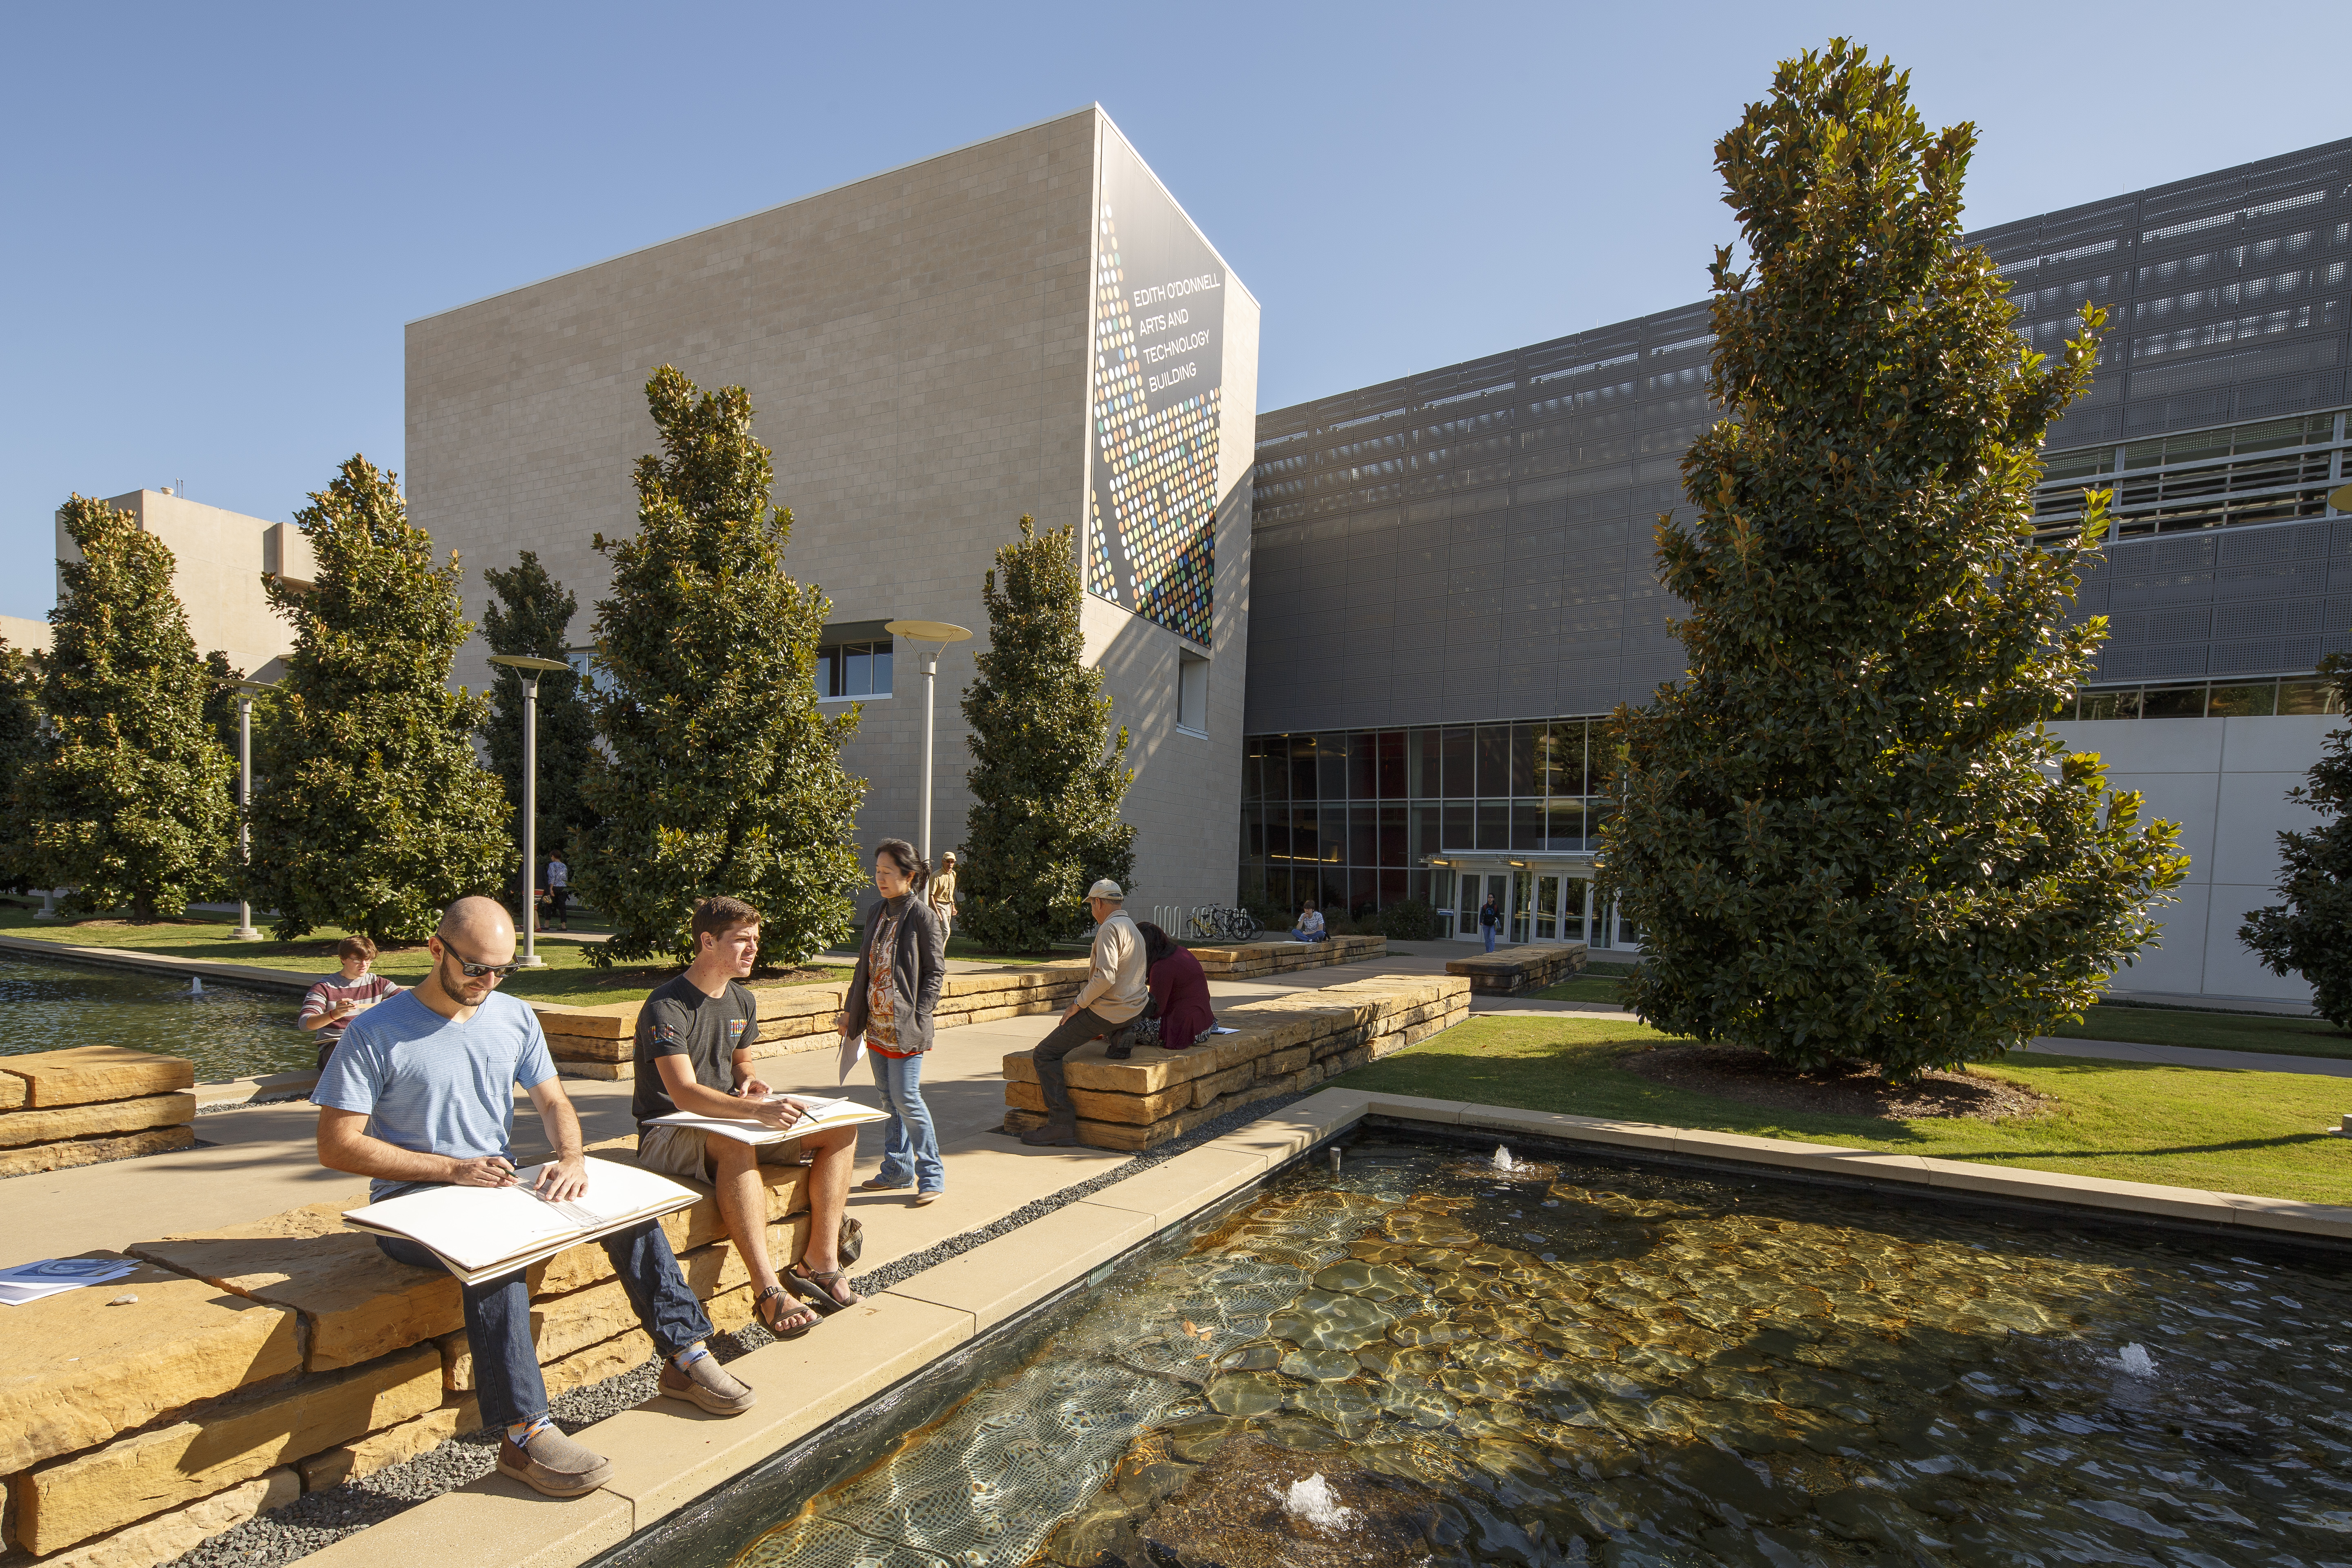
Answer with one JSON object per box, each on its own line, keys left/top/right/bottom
{"left": 836, "top": 840, "right": 947, "bottom": 1205}
{"left": 544, "top": 851, "right": 572, "bottom": 932}
{"left": 927, "top": 850, "right": 959, "bottom": 945}
{"left": 632, "top": 896, "right": 863, "bottom": 1341}
{"left": 1018, "top": 880, "right": 1148, "bottom": 1147}
{"left": 313, "top": 897, "right": 756, "bottom": 1502}
{"left": 1479, "top": 893, "right": 1501, "bottom": 953}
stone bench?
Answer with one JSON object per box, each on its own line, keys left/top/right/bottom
{"left": 1000, "top": 974, "right": 1468, "bottom": 1151}
{"left": 1181, "top": 932, "right": 1385, "bottom": 978}
{"left": 531, "top": 964, "right": 1090, "bottom": 1079}
{"left": 1443, "top": 941, "right": 1589, "bottom": 996}
{"left": 0, "top": 1046, "right": 196, "bottom": 1178}
{"left": 0, "top": 1138, "right": 810, "bottom": 1568}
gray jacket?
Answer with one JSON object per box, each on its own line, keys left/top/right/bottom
{"left": 840, "top": 894, "right": 947, "bottom": 1054}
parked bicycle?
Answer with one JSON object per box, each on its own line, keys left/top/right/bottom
{"left": 1186, "top": 906, "right": 1260, "bottom": 944}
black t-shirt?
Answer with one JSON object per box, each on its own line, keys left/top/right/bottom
{"left": 631, "top": 974, "right": 761, "bottom": 1125}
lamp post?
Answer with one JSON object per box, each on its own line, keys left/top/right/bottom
{"left": 881, "top": 620, "right": 973, "bottom": 863}
{"left": 231, "top": 679, "right": 275, "bottom": 940}
{"left": 488, "top": 654, "right": 574, "bottom": 969}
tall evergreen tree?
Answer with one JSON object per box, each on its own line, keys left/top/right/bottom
{"left": 23, "top": 496, "right": 232, "bottom": 919}
{"left": 959, "top": 515, "right": 1136, "bottom": 953}
{"left": 243, "top": 457, "right": 509, "bottom": 942}
{"left": 1598, "top": 44, "right": 2187, "bottom": 1078}
{"left": 2241, "top": 654, "right": 2352, "bottom": 1028}
{"left": 0, "top": 637, "right": 47, "bottom": 895}
{"left": 577, "top": 367, "right": 865, "bottom": 967}
{"left": 481, "top": 551, "right": 600, "bottom": 865}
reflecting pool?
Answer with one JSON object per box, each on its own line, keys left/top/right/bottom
{"left": 729, "top": 1134, "right": 2352, "bottom": 1568}
{"left": 0, "top": 953, "right": 310, "bottom": 1080}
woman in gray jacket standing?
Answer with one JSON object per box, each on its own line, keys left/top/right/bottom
{"left": 836, "top": 839, "right": 948, "bottom": 1204}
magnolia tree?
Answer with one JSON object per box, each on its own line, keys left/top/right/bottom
{"left": 243, "top": 458, "right": 509, "bottom": 942}
{"left": 1599, "top": 43, "right": 2187, "bottom": 1078}
{"left": 958, "top": 515, "right": 1136, "bottom": 953}
{"left": 577, "top": 368, "right": 865, "bottom": 967}
{"left": 23, "top": 497, "right": 232, "bottom": 918}
{"left": 2241, "top": 654, "right": 2352, "bottom": 1028}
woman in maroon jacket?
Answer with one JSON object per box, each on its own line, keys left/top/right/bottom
{"left": 1135, "top": 922, "right": 1216, "bottom": 1051}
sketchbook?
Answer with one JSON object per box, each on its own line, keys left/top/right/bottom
{"left": 0, "top": 1256, "right": 139, "bottom": 1306}
{"left": 642, "top": 1095, "right": 891, "bottom": 1146}
{"left": 341, "top": 1156, "right": 701, "bottom": 1284}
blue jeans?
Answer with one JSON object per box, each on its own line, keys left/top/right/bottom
{"left": 373, "top": 1203, "right": 711, "bottom": 1429}
{"left": 869, "top": 1050, "right": 943, "bottom": 1193}
{"left": 1290, "top": 929, "right": 1327, "bottom": 943}
{"left": 1483, "top": 926, "right": 1498, "bottom": 952}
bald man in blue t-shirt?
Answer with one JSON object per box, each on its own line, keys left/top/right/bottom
{"left": 314, "top": 897, "right": 756, "bottom": 1499}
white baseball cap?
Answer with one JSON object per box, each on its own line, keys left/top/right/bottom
{"left": 1086, "top": 879, "right": 1125, "bottom": 901}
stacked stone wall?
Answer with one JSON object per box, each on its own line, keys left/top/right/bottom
{"left": 1443, "top": 941, "right": 1589, "bottom": 995}
{"left": 0, "top": 1048, "right": 196, "bottom": 1178}
{"left": 0, "top": 1138, "right": 808, "bottom": 1568}
{"left": 1000, "top": 974, "right": 1469, "bottom": 1151}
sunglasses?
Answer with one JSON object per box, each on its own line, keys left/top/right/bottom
{"left": 441, "top": 946, "right": 523, "bottom": 980}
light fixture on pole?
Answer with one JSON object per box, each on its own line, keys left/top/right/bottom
{"left": 231, "top": 679, "right": 276, "bottom": 940}
{"left": 881, "top": 620, "right": 973, "bottom": 864}
{"left": 487, "top": 655, "right": 574, "bottom": 969}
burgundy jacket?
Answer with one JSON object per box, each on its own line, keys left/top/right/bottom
{"left": 1148, "top": 946, "right": 1216, "bottom": 1051}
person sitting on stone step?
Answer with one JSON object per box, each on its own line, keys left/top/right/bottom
{"left": 313, "top": 895, "right": 757, "bottom": 1502}
{"left": 635, "top": 894, "right": 864, "bottom": 1330}
{"left": 1018, "top": 880, "right": 1149, "bottom": 1146}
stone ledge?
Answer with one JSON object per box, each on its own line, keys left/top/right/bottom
{"left": 1444, "top": 941, "right": 1588, "bottom": 994}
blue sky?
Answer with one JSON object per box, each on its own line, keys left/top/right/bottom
{"left": 4, "top": 2, "right": 2347, "bottom": 621}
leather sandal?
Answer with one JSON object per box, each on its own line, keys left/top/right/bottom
{"left": 786, "top": 1263, "right": 861, "bottom": 1314}
{"left": 754, "top": 1283, "right": 818, "bottom": 1340}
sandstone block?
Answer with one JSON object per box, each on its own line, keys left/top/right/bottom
{"left": 296, "top": 1403, "right": 470, "bottom": 1492}
{"left": 33, "top": 1468, "right": 298, "bottom": 1568}
{"left": 543, "top": 1034, "right": 629, "bottom": 1064}
{"left": 0, "top": 1263, "right": 301, "bottom": 1474}
{"left": 0, "top": 1091, "right": 195, "bottom": 1148}
{"left": 0, "top": 1124, "right": 195, "bottom": 1177}
{"left": 0, "top": 1046, "right": 194, "bottom": 1107}
{"left": 18, "top": 1345, "right": 441, "bottom": 1552}
{"left": 0, "top": 1072, "right": 24, "bottom": 1109}
{"left": 1188, "top": 1062, "right": 1254, "bottom": 1110}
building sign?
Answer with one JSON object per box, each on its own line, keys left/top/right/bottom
{"left": 1085, "top": 132, "right": 1225, "bottom": 647}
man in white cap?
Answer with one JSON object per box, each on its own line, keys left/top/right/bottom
{"left": 1018, "top": 879, "right": 1147, "bottom": 1146}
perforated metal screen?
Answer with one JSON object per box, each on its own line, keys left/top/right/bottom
{"left": 1247, "top": 137, "right": 2352, "bottom": 736}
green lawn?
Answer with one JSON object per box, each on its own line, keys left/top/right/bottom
{"left": 1528, "top": 971, "right": 2350, "bottom": 1061}
{"left": 1334, "top": 1013, "right": 2352, "bottom": 1206}
{"left": 0, "top": 907, "right": 850, "bottom": 1009}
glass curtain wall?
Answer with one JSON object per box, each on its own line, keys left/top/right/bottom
{"left": 1238, "top": 717, "right": 1611, "bottom": 921}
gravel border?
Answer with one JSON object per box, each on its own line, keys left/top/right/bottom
{"left": 163, "top": 1089, "right": 1318, "bottom": 1568}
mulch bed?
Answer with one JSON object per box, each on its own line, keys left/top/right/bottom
{"left": 1620, "top": 1042, "right": 2052, "bottom": 1123}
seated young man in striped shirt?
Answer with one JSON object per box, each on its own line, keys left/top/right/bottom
{"left": 298, "top": 936, "right": 403, "bottom": 1071}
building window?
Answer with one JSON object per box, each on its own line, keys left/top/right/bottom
{"left": 816, "top": 640, "right": 892, "bottom": 700}
{"left": 1176, "top": 652, "right": 1209, "bottom": 736}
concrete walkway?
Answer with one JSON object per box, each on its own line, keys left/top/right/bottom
{"left": 2024, "top": 1035, "right": 2352, "bottom": 1078}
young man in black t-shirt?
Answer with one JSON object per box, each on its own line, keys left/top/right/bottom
{"left": 633, "top": 897, "right": 862, "bottom": 1336}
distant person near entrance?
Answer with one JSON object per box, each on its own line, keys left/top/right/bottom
{"left": 298, "top": 937, "right": 401, "bottom": 1071}
{"left": 544, "top": 851, "right": 571, "bottom": 931}
{"left": 1018, "top": 880, "right": 1147, "bottom": 1146}
{"left": 1290, "top": 902, "right": 1327, "bottom": 943}
{"left": 1480, "top": 893, "right": 1501, "bottom": 953}
{"left": 313, "top": 897, "right": 756, "bottom": 1501}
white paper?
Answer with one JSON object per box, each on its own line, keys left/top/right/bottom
{"left": 644, "top": 1096, "right": 890, "bottom": 1146}
{"left": 1207, "top": 1026, "right": 1240, "bottom": 1035}
{"left": 837, "top": 1030, "right": 867, "bottom": 1085}
{"left": 341, "top": 1155, "right": 697, "bottom": 1275}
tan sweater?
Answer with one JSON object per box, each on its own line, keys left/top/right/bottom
{"left": 1075, "top": 910, "right": 1149, "bottom": 1024}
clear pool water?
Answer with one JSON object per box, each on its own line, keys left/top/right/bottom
{"left": 724, "top": 1134, "right": 2352, "bottom": 1568}
{"left": 0, "top": 953, "right": 312, "bottom": 1080}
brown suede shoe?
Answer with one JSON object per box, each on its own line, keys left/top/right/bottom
{"left": 1020, "top": 1112, "right": 1079, "bottom": 1146}
{"left": 496, "top": 1425, "right": 612, "bottom": 1497}
{"left": 659, "top": 1354, "right": 757, "bottom": 1415}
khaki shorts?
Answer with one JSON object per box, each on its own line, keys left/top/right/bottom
{"left": 637, "top": 1123, "right": 806, "bottom": 1179}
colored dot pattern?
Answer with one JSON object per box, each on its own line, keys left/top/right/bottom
{"left": 1087, "top": 203, "right": 1219, "bottom": 646}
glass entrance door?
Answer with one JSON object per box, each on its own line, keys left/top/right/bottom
{"left": 1452, "top": 866, "right": 1513, "bottom": 942}
{"left": 1535, "top": 875, "right": 1560, "bottom": 940}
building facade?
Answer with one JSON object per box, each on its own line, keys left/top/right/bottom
{"left": 51, "top": 489, "right": 311, "bottom": 679}
{"left": 406, "top": 107, "right": 1258, "bottom": 912}
{"left": 1243, "top": 138, "right": 2352, "bottom": 1004}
